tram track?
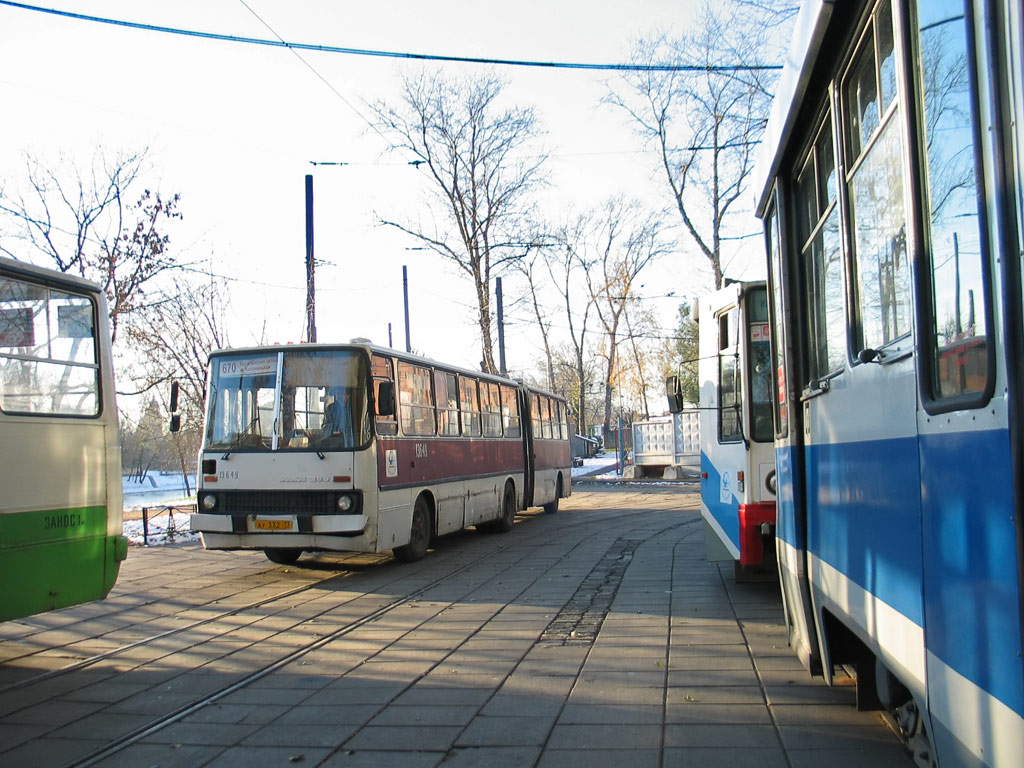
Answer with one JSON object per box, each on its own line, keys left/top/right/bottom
{"left": 1, "top": 492, "right": 670, "bottom": 695}
{"left": 0, "top": 489, "right": 697, "bottom": 767}
{"left": 61, "top": 501, "right": 698, "bottom": 768}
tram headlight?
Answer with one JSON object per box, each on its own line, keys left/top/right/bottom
{"left": 336, "top": 494, "right": 354, "bottom": 513}
{"left": 201, "top": 493, "right": 218, "bottom": 511}
{"left": 766, "top": 470, "right": 777, "bottom": 496}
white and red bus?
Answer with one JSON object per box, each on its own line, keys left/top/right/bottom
{"left": 189, "top": 342, "right": 571, "bottom": 563}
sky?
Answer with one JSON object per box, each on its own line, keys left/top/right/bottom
{"left": 0, "top": 0, "right": 771, "bottom": 383}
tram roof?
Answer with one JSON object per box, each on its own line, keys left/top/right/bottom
{"left": 751, "top": 0, "right": 834, "bottom": 218}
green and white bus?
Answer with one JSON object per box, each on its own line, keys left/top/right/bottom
{"left": 0, "top": 256, "right": 127, "bottom": 622}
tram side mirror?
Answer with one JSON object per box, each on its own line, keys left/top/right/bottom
{"left": 377, "top": 381, "right": 396, "bottom": 417}
{"left": 169, "top": 381, "right": 181, "bottom": 433}
{"left": 666, "top": 375, "right": 684, "bottom": 414}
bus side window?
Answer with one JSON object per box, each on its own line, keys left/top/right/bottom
{"left": 501, "top": 384, "right": 521, "bottom": 437}
{"left": 459, "top": 376, "right": 481, "bottom": 436}
{"left": 481, "top": 382, "right": 502, "bottom": 437}
{"left": 372, "top": 354, "right": 397, "bottom": 435}
{"left": 398, "top": 362, "right": 437, "bottom": 436}
{"left": 435, "top": 370, "right": 460, "bottom": 436}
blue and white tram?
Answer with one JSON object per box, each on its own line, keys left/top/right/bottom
{"left": 754, "top": 1, "right": 1023, "bottom": 766}
{"left": 694, "top": 281, "right": 778, "bottom": 580}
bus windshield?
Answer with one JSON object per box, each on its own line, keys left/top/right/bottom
{"left": 205, "top": 349, "right": 371, "bottom": 452}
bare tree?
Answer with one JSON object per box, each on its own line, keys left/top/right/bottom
{"left": 121, "top": 276, "right": 230, "bottom": 491}
{"left": 547, "top": 213, "right": 599, "bottom": 434}
{"left": 515, "top": 244, "right": 557, "bottom": 389}
{"left": 0, "top": 148, "right": 183, "bottom": 341}
{"left": 369, "top": 71, "right": 546, "bottom": 373}
{"left": 608, "top": 4, "right": 778, "bottom": 290}
{"left": 576, "top": 198, "right": 670, "bottom": 434}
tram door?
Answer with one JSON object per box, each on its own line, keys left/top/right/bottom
{"left": 788, "top": 5, "right": 927, "bottom": 695}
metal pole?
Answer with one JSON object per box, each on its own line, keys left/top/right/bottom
{"left": 496, "top": 277, "right": 506, "bottom": 375}
{"left": 305, "top": 174, "right": 317, "bottom": 343}
{"left": 388, "top": 322, "right": 393, "bottom": 348}
{"left": 403, "top": 266, "right": 411, "bottom": 353}
{"left": 142, "top": 507, "right": 149, "bottom": 547}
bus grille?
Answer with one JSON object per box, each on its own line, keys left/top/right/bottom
{"left": 217, "top": 491, "right": 336, "bottom": 516}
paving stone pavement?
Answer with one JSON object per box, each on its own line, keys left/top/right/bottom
{"left": 0, "top": 484, "right": 913, "bottom": 767}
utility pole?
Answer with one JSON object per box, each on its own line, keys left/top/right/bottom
{"left": 403, "top": 265, "right": 411, "bottom": 353}
{"left": 496, "top": 277, "right": 506, "bottom": 375}
{"left": 305, "top": 174, "right": 317, "bottom": 343}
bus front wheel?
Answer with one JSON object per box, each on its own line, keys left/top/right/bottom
{"left": 264, "top": 548, "right": 301, "bottom": 565}
{"left": 394, "top": 496, "right": 431, "bottom": 562}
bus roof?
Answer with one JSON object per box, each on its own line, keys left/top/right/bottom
{"left": 207, "top": 341, "right": 567, "bottom": 401}
{"left": 751, "top": 0, "right": 834, "bottom": 218}
{"left": 0, "top": 254, "right": 106, "bottom": 295}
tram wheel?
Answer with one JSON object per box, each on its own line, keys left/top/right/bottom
{"left": 394, "top": 496, "right": 431, "bottom": 562}
{"left": 264, "top": 548, "right": 302, "bottom": 565}
{"left": 543, "top": 476, "right": 562, "bottom": 514}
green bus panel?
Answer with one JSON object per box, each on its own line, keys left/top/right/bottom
{"left": 0, "top": 506, "right": 127, "bottom": 622}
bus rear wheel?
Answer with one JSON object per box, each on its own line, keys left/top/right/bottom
{"left": 394, "top": 496, "right": 431, "bottom": 562}
{"left": 494, "top": 482, "right": 516, "bottom": 533}
{"left": 264, "top": 548, "right": 301, "bottom": 565}
{"left": 543, "top": 476, "right": 563, "bottom": 514}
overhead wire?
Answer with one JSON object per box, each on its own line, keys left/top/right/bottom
{"left": 0, "top": 1, "right": 782, "bottom": 73}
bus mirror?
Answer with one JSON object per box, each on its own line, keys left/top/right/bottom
{"left": 378, "top": 381, "right": 396, "bottom": 416}
{"left": 666, "top": 375, "right": 683, "bottom": 413}
{"left": 169, "top": 381, "right": 181, "bottom": 433}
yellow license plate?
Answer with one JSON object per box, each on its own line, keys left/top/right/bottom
{"left": 254, "top": 519, "right": 294, "bottom": 531}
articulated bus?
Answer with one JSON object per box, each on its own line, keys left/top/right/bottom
{"left": 754, "top": 1, "right": 1023, "bottom": 765}
{"left": 0, "top": 256, "right": 127, "bottom": 622}
{"left": 189, "top": 343, "right": 572, "bottom": 563}
{"left": 694, "top": 281, "right": 777, "bottom": 580}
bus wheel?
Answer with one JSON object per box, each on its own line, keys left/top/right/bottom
{"left": 543, "top": 476, "right": 562, "bottom": 514}
{"left": 394, "top": 496, "right": 431, "bottom": 562}
{"left": 264, "top": 548, "right": 301, "bottom": 565}
{"left": 495, "top": 482, "right": 516, "bottom": 533}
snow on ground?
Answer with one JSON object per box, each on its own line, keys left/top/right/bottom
{"left": 122, "top": 456, "right": 681, "bottom": 547}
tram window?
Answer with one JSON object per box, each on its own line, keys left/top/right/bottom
{"left": 844, "top": 1, "right": 911, "bottom": 353}
{"left": 459, "top": 376, "right": 481, "bottom": 436}
{"left": 718, "top": 307, "right": 742, "bottom": 443}
{"left": 0, "top": 279, "right": 99, "bottom": 416}
{"left": 766, "top": 201, "right": 789, "bottom": 437}
{"left": 435, "top": 370, "right": 460, "bottom": 436}
{"left": 747, "top": 288, "right": 774, "bottom": 443}
{"left": 398, "top": 362, "right": 436, "bottom": 436}
{"left": 500, "top": 384, "right": 521, "bottom": 438}
{"left": 916, "top": 1, "right": 990, "bottom": 401}
{"left": 798, "top": 118, "right": 846, "bottom": 380}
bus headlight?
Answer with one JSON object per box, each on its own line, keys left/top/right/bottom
{"left": 201, "top": 493, "right": 218, "bottom": 511}
{"left": 336, "top": 494, "right": 355, "bottom": 513}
